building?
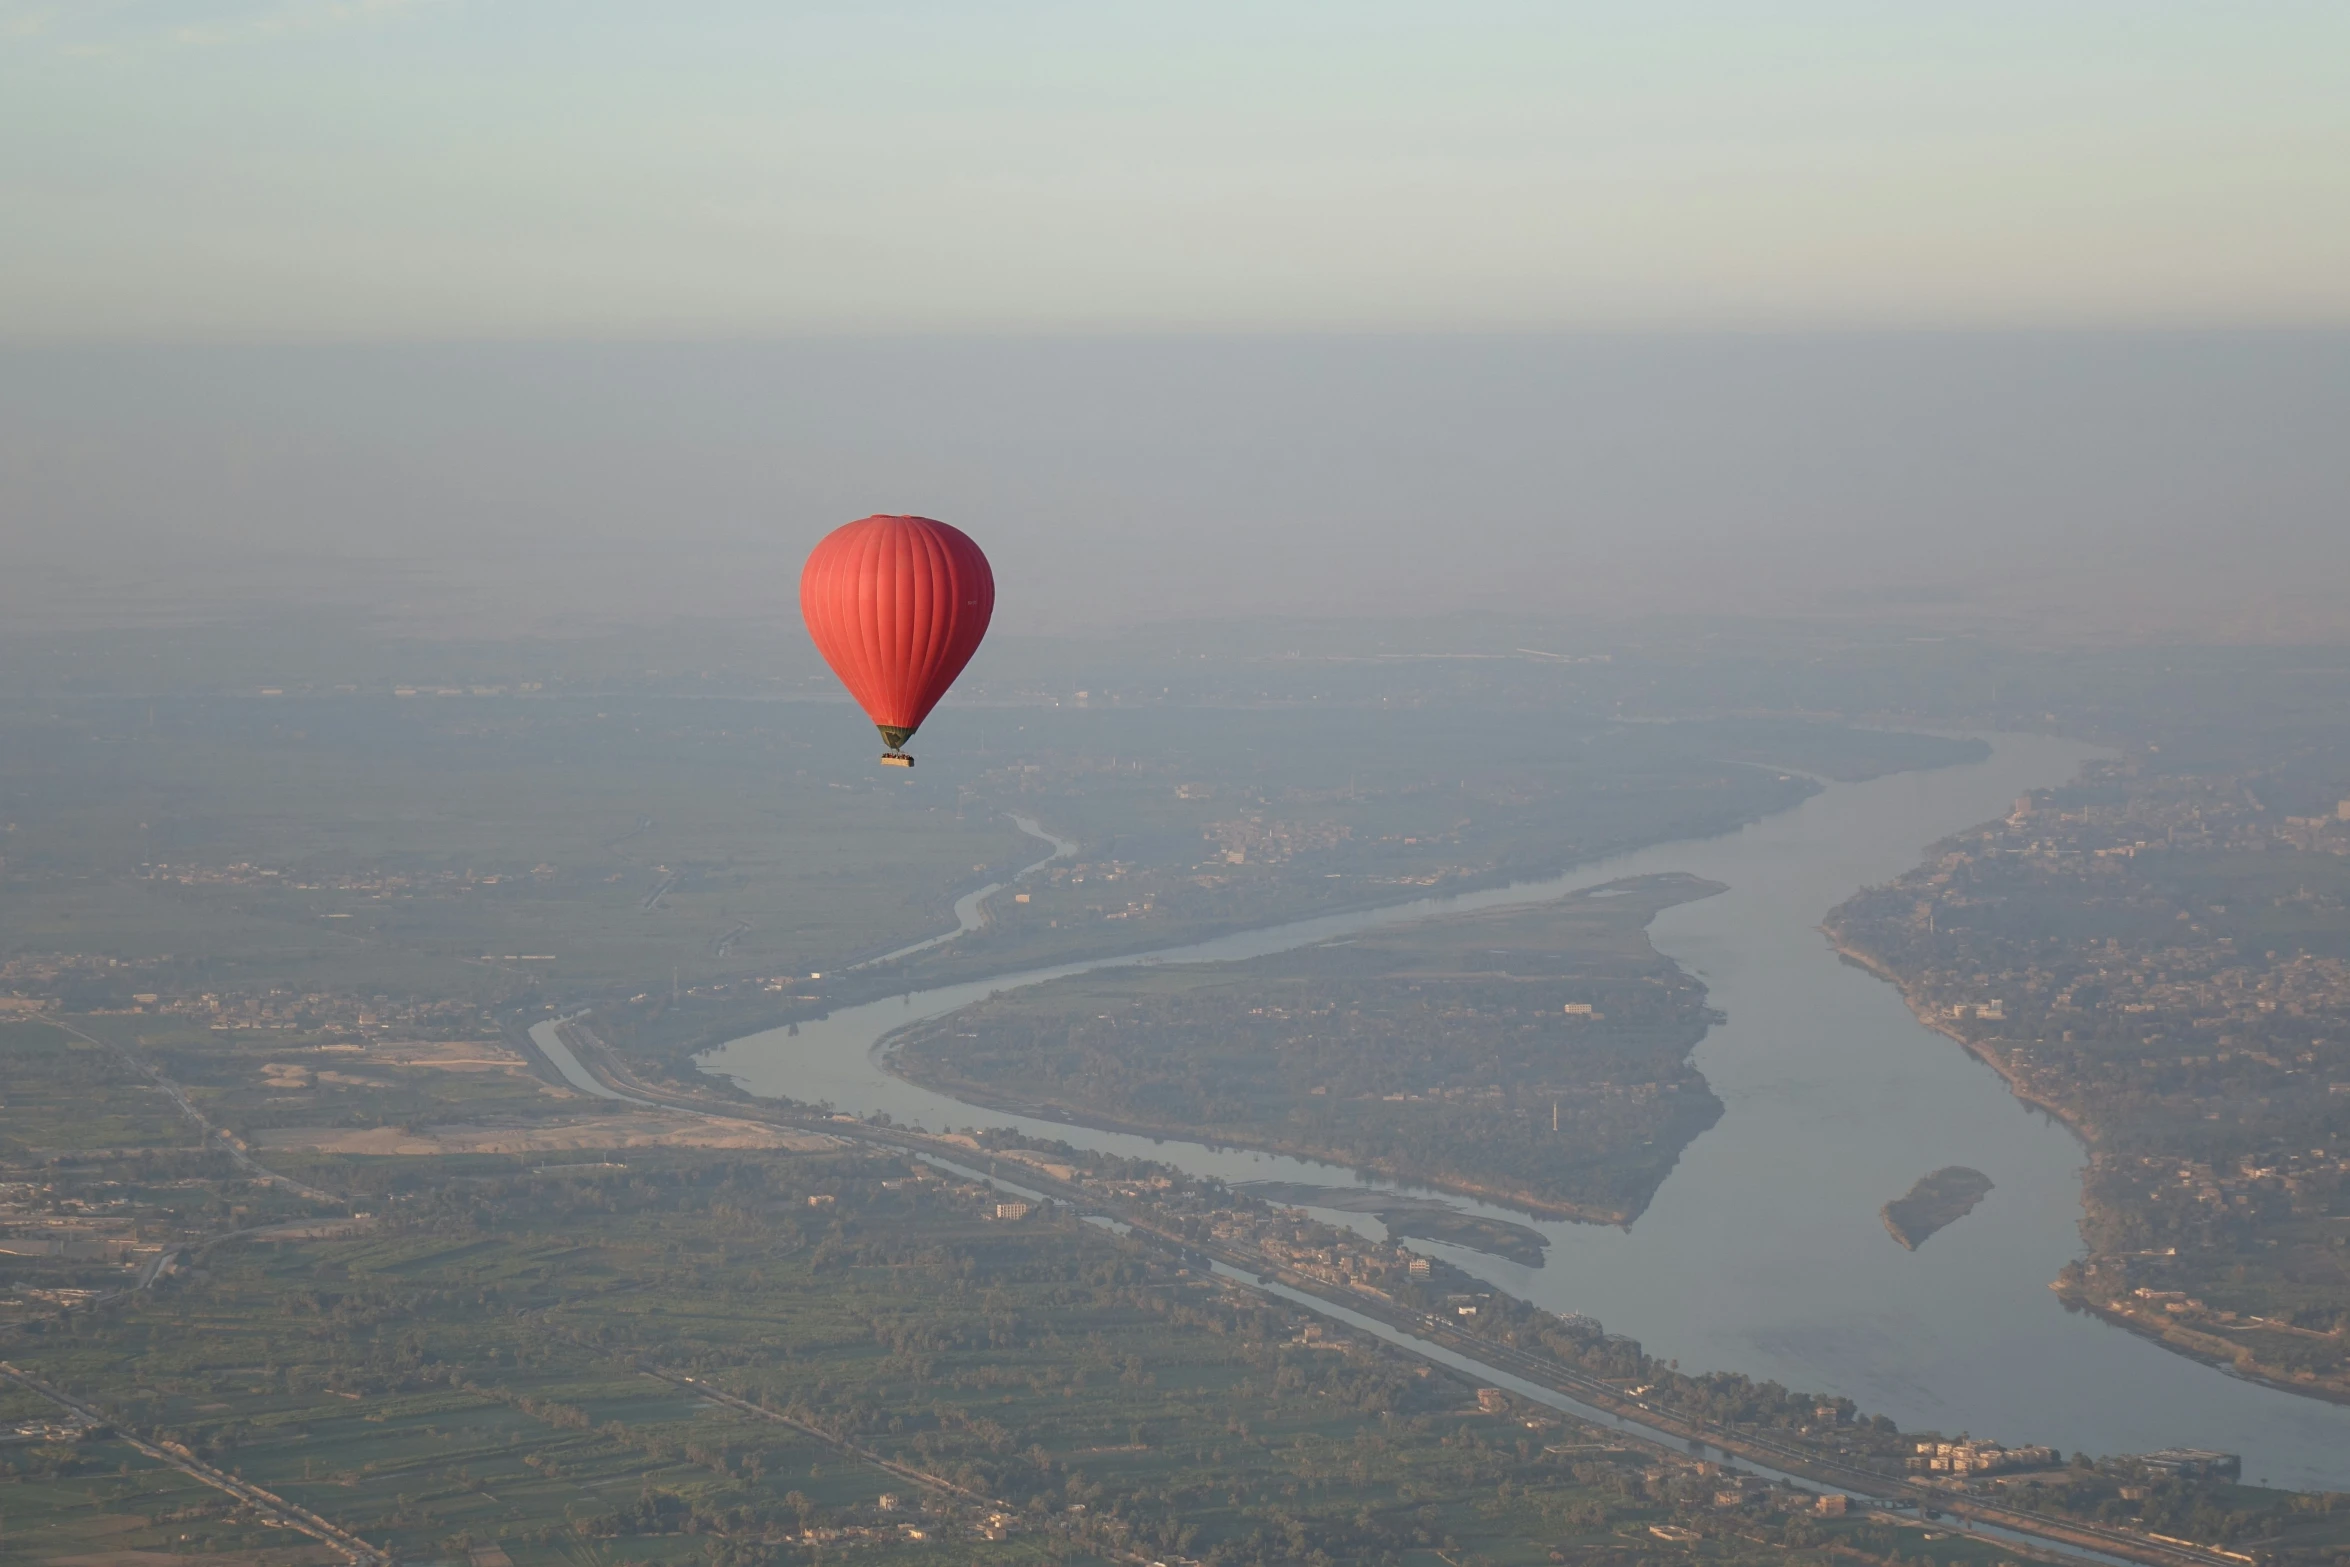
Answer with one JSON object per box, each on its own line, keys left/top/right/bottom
{"left": 1907, "top": 1440, "right": 2058, "bottom": 1476}
{"left": 993, "top": 1201, "right": 1030, "bottom": 1221}
{"left": 1476, "top": 1388, "right": 1508, "bottom": 1413}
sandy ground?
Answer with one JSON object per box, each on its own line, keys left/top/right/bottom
{"left": 254, "top": 1112, "right": 840, "bottom": 1156}
{"left": 994, "top": 1148, "right": 1079, "bottom": 1182}
{"left": 47, "top": 1552, "right": 334, "bottom": 1567}
{"left": 368, "top": 1039, "right": 536, "bottom": 1072}
{"left": 261, "top": 1039, "right": 562, "bottom": 1094}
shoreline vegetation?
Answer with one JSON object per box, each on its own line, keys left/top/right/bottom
{"left": 1826, "top": 937, "right": 2098, "bottom": 1144}
{"left": 871, "top": 1060, "right": 1635, "bottom": 1227}
{"left": 1235, "top": 1180, "right": 1553, "bottom": 1265}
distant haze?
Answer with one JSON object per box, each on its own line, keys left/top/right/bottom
{"left": 4, "top": 335, "right": 2346, "bottom": 643}
{"left": 10, "top": 7, "right": 2346, "bottom": 645}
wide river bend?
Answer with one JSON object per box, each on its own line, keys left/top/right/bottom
{"left": 704, "top": 734, "right": 2350, "bottom": 1489}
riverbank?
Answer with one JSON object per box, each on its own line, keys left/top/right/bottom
{"left": 2053, "top": 1288, "right": 2350, "bottom": 1408}
{"left": 875, "top": 1057, "right": 1636, "bottom": 1223}
{"left": 1824, "top": 935, "right": 2098, "bottom": 1145}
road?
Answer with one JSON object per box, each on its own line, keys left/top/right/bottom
{"left": 0, "top": 1359, "right": 392, "bottom": 1566}
{"left": 640, "top": 869, "right": 681, "bottom": 911}
{"left": 6, "top": 1021, "right": 388, "bottom": 1558}
{"left": 39, "top": 1013, "right": 344, "bottom": 1207}
{"left": 520, "top": 1314, "right": 1167, "bottom": 1563}
{"left": 645, "top": 1364, "right": 1175, "bottom": 1564}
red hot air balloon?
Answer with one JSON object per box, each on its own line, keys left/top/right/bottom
{"left": 800, "top": 515, "right": 995, "bottom": 767}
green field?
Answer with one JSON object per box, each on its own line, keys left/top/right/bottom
{"left": 0, "top": 1429, "right": 252, "bottom": 1564}
{"left": 0, "top": 1019, "right": 197, "bottom": 1156}
{"left": 5, "top": 1143, "right": 1875, "bottom": 1567}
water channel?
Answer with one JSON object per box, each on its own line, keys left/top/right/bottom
{"left": 847, "top": 814, "right": 1079, "bottom": 971}
{"left": 702, "top": 734, "right": 2350, "bottom": 1489}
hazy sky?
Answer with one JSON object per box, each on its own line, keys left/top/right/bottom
{"left": 7, "top": 336, "right": 2347, "bottom": 639}
{"left": 6, "top": 2, "right": 2349, "bottom": 337}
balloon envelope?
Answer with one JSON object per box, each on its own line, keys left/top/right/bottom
{"left": 799, "top": 514, "right": 995, "bottom": 757}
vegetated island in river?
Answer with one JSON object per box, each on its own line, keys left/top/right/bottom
{"left": 887, "top": 873, "right": 1728, "bottom": 1225}
{"left": 1881, "top": 1166, "right": 1994, "bottom": 1250}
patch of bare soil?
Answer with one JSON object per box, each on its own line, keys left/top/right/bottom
{"left": 254, "top": 1112, "right": 840, "bottom": 1157}
{"left": 49, "top": 1553, "right": 334, "bottom": 1567}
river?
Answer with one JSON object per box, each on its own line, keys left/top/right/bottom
{"left": 701, "top": 733, "right": 2350, "bottom": 1489}
{"left": 847, "top": 814, "right": 1078, "bottom": 970}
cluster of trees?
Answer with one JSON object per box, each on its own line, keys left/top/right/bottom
{"left": 2012, "top": 1467, "right": 2347, "bottom": 1550}
{"left": 1444, "top": 1286, "right": 1904, "bottom": 1458}
{"left": 573, "top": 1483, "right": 817, "bottom": 1542}
{"left": 0, "top": 1441, "right": 99, "bottom": 1481}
